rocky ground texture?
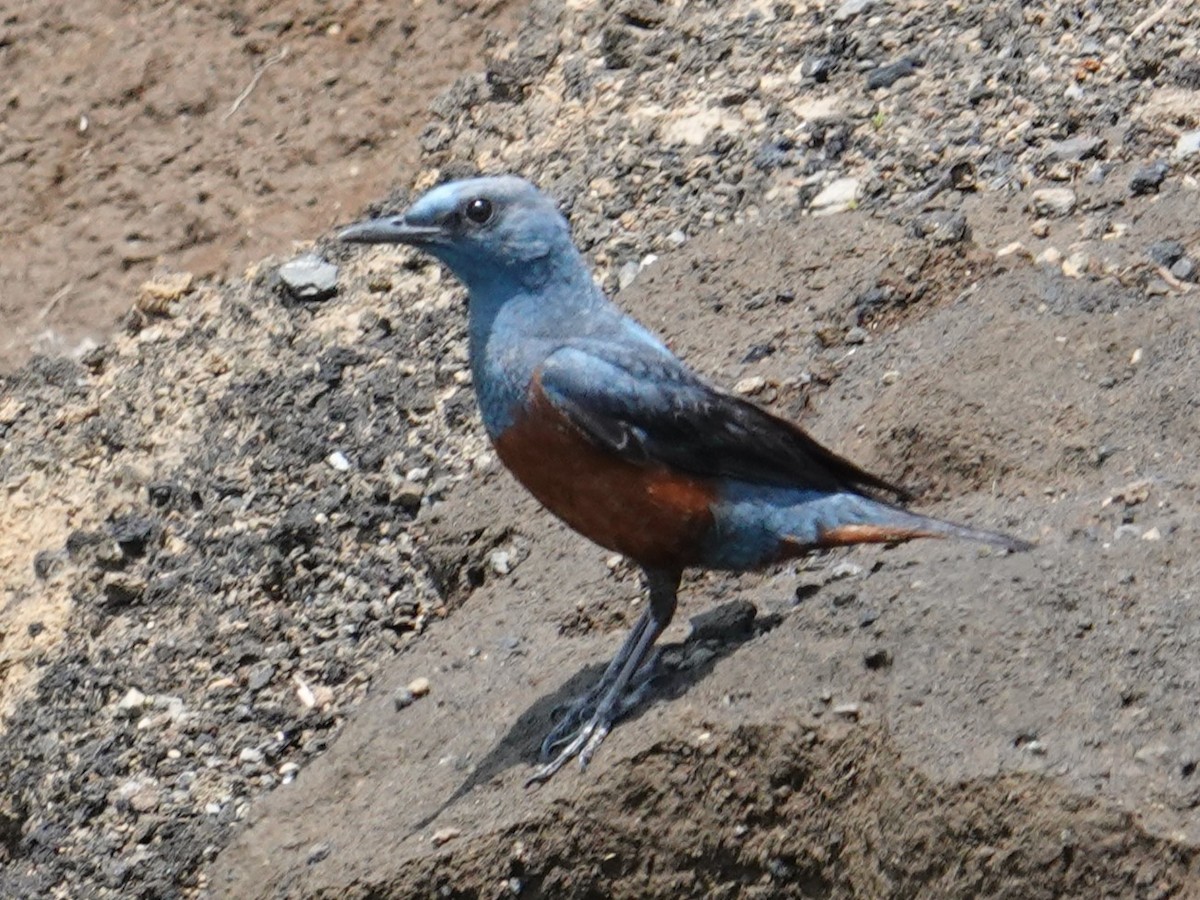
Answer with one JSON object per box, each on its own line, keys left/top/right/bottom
{"left": 3, "top": 0, "right": 1200, "bottom": 897}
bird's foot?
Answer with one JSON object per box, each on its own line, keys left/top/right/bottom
{"left": 525, "top": 650, "right": 662, "bottom": 787}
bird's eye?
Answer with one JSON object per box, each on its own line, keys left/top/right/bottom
{"left": 464, "top": 197, "right": 494, "bottom": 225}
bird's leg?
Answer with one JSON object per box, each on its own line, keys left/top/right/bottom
{"left": 538, "top": 605, "right": 652, "bottom": 757}
{"left": 527, "top": 568, "right": 680, "bottom": 786}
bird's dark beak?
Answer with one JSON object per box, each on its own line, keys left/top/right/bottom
{"left": 337, "top": 216, "right": 443, "bottom": 246}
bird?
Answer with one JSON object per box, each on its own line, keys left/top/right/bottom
{"left": 339, "top": 175, "right": 1031, "bottom": 785}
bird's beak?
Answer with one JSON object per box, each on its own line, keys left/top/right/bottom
{"left": 337, "top": 216, "right": 443, "bottom": 246}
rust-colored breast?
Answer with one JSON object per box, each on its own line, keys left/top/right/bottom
{"left": 492, "top": 381, "right": 716, "bottom": 569}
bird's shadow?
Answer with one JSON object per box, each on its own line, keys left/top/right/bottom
{"left": 411, "top": 598, "right": 783, "bottom": 833}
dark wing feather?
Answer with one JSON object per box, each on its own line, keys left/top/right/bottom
{"left": 537, "top": 344, "right": 908, "bottom": 499}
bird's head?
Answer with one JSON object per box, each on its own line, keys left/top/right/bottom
{"left": 339, "top": 176, "right": 576, "bottom": 295}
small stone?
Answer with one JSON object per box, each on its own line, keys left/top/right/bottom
{"left": 392, "top": 688, "right": 417, "bottom": 711}
{"left": 278, "top": 254, "right": 339, "bottom": 302}
{"left": 1135, "top": 742, "right": 1172, "bottom": 766}
{"left": 880, "top": 370, "right": 899, "bottom": 385}
{"left": 911, "top": 210, "right": 968, "bottom": 245}
{"left": 395, "top": 481, "right": 424, "bottom": 513}
{"left": 279, "top": 762, "right": 301, "bottom": 783}
{"left": 326, "top": 451, "right": 351, "bottom": 472}
{"left": 117, "top": 687, "right": 148, "bottom": 716}
{"left": 247, "top": 662, "right": 275, "bottom": 693}
{"left": 1037, "top": 247, "right": 1063, "bottom": 266}
{"left": 1172, "top": 129, "right": 1200, "bottom": 162}
{"left": 1129, "top": 161, "right": 1168, "bottom": 195}
{"left": 130, "top": 786, "right": 160, "bottom": 813}
{"left": 489, "top": 550, "right": 512, "bottom": 575}
{"left": 431, "top": 827, "right": 462, "bottom": 846}
{"left": 803, "top": 56, "right": 833, "bottom": 83}
{"left": 810, "top": 178, "right": 860, "bottom": 214}
{"left": 864, "top": 648, "right": 892, "bottom": 670}
{"left": 1141, "top": 527, "right": 1161, "bottom": 541}
{"left": 1147, "top": 240, "right": 1185, "bottom": 267}
{"left": 830, "top": 562, "right": 864, "bottom": 580}
{"left": 866, "top": 57, "right": 919, "bottom": 91}
{"left": 734, "top": 375, "right": 767, "bottom": 396}
{"left": 832, "top": 0, "right": 873, "bottom": 22}
{"left": 1062, "top": 252, "right": 1089, "bottom": 278}
{"left": 618, "top": 260, "right": 642, "bottom": 290}
{"left": 667, "top": 229, "right": 687, "bottom": 247}
{"left": 1170, "top": 257, "right": 1196, "bottom": 282}
{"left": 1045, "top": 135, "right": 1105, "bottom": 162}
{"left": 239, "top": 747, "right": 265, "bottom": 765}
{"left": 1031, "top": 187, "right": 1076, "bottom": 217}
{"left": 408, "top": 676, "right": 431, "bottom": 698}
{"left": 844, "top": 326, "right": 868, "bottom": 345}
{"left": 832, "top": 702, "right": 860, "bottom": 720}
{"left": 306, "top": 842, "right": 331, "bottom": 865}
{"left": 1029, "top": 219, "right": 1050, "bottom": 238}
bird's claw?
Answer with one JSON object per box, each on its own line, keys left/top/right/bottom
{"left": 527, "top": 650, "right": 663, "bottom": 786}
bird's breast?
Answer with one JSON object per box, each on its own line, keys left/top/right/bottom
{"left": 492, "top": 382, "right": 716, "bottom": 569}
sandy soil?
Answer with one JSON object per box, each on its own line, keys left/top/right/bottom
{"left": 0, "top": 0, "right": 521, "bottom": 368}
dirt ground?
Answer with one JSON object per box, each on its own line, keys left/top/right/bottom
{"left": 0, "top": 0, "right": 521, "bottom": 369}
{"left": 3, "top": 1, "right": 1200, "bottom": 898}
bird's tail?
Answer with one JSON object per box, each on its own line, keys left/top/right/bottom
{"left": 782, "top": 494, "right": 1033, "bottom": 556}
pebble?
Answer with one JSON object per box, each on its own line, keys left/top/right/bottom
{"left": 863, "top": 648, "right": 892, "bottom": 670}
{"left": 1134, "top": 743, "right": 1172, "bottom": 766}
{"left": 734, "top": 375, "right": 767, "bottom": 396}
{"left": 810, "top": 178, "right": 860, "bottom": 215}
{"left": 1129, "top": 161, "right": 1168, "bottom": 195}
{"left": 306, "top": 842, "right": 332, "bottom": 864}
{"left": 239, "top": 747, "right": 265, "bottom": 765}
{"left": 431, "top": 827, "right": 462, "bottom": 846}
{"left": 1061, "top": 252, "right": 1089, "bottom": 279}
{"left": 278, "top": 254, "right": 339, "bottom": 302}
{"left": 844, "top": 326, "right": 868, "bottom": 345}
{"left": 1172, "top": 129, "right": 1200, "bottom": 162}
{"left": 866, "top": 57, "right": 919, "bottom": 91}
{"left": 1030, "top": 187, "right": 1076, "bottom": 217}
{"left": 832, "top": 703, "right": 860, "bottom": 720}
{"left": 489, "top": 549, "right": 512, "bottom": 575}
{"left": 1147, "top": 239, "right": 1185, "bottom": 267}
{"left": 618, "top": 260, "right": 642, "bottom": 290}
{"left": 247, "top": 662, "right": 275, "bottom": 693}
{"left": 830, "top": 562, "right": 864, "bottom": 580}
{"left": 395, "top": 481, "right": 424, "bottom": 513}
{"left": 326, "top": 451, "right": 351, "bottom": 472}
{"left": 408, "top": 676, "right": 431, "bottom": 698}
{"left": 117, "top": 687, "right": 148, "bottom": 716}
{"left": 832, "top": 0, "right": 873, "bottom": 22}
{"left": 392, "top": 688, "right": 417, "bottom": 711}
{"left": 1169, "top": 257, "right": 1196, "bottom": 282}
{"left": 911, "top": 210, "right": 968, "bottom": 245}
{"left": 1045, "top": 135, "right": 1105, "bottom": 162}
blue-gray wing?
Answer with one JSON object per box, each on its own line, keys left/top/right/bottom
{"left": 536, "top": 344, "right": 906, "bottom": 498}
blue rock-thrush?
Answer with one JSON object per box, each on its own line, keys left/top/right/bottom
{"left": 340, "top": 175, "right": 1031, "bottom": 784}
